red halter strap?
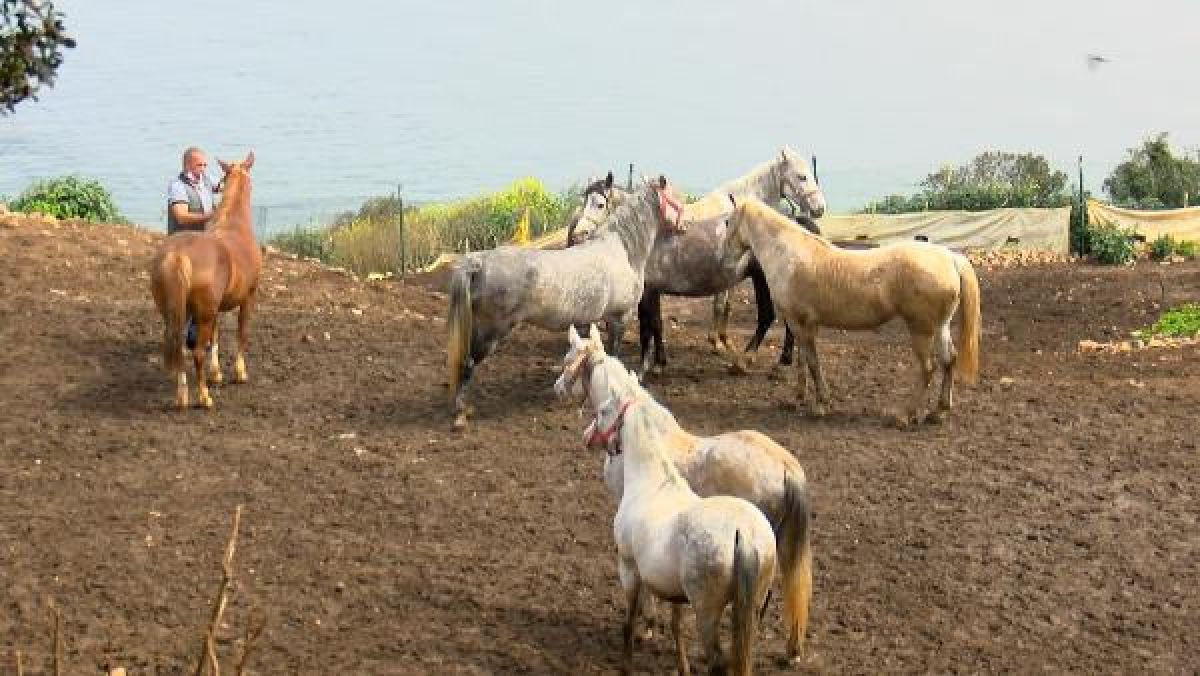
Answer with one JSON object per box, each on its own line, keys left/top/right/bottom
{"left": 656, "top": 186, "right": 684, "bottom": 232}
{"left": 586, "top": 398, "right": 637, "bottom": 456}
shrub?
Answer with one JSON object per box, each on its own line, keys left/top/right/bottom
{"left": 1087, "top": 221, "right": 1137, "bottom": 265}
{"left": 273, "top": 178, "right": 577, "bottom": 275}
{"left": 1174, "top": 239, "right": 1196, "bottom": 259}
{"left": 268, "top": 226, "right": 332, "bottom": 262}
{"left": 1143, "top": 303, "right": 1200, "bottom": 338}
{"left": 11, "top": 175, "right": 123, "bottom": 222}
{"left": 1149, "top": 234, "right": 1176, "bottom": 261}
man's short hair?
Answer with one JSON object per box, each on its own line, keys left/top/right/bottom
{"left": 182, "top": 146, "right": 204, "bottom": 164}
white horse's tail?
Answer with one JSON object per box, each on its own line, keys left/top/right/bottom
{"left": 776, "top": 472, "right": 812, "bottom": 660}
{"left": 732, "top": 529, "right": 761, "bottom": 676}
{"left": 446, "top": 263, "right": 474, "bottom": 405}
{"left": 954, "top": 255, "right": 981, "bottom": 384}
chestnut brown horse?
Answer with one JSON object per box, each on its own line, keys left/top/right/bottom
{"left": 150, "top": 151, "right": 261, "bottom": 410}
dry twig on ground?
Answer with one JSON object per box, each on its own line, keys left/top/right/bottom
{"left": 194, "top": 505, "right": 244, "bottom": 676}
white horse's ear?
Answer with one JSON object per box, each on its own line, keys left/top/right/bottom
{"left": 588, "top": 323, "right": 604, "bottom": 347}
{"left": 568, "top": 324, "right": 583, "bottom": 348}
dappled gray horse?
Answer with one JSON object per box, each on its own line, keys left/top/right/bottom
{"left": 637, "top": 148, "right": 826, "bottom": 378}
{"left": 445, "top": 176, "right": 684, "bottom": 428}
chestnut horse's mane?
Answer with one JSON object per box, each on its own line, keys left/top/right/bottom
{"left": 208, "top": 164, "right": 253, "bottom": 233}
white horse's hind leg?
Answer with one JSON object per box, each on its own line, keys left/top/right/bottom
{"left": 618, "top": 559, "right": 644, "bottom": 675}
{"left": 931, "top": 320, "right": 957, "bottom": 420}
{"left": 694, "top": 595, "right": 727, "bottom": 675}
{"left": 670, "top": 603, "right": 690, "bottom": 676}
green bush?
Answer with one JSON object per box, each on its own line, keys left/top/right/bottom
{"left": 1174, "top": 239, "right": 1196, "bottom": 259}
{"left": 11, "top": 175, "right": 122, "bottom": 222}
{"left": 268, "top": 226, "right": 332, "bottom": 262}
{"left": 1143, "top": 303, "right": 1200, "bottom": 338}
{"left": 1088, "top": 221, "right": 1137, "bottom": 265}
{"left": 1149, "top": 234, "right": 1176, "bottom": 261}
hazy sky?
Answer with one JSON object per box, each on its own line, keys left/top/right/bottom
{"left": 3, "top": 0, "right": 1199, "bottom": 222}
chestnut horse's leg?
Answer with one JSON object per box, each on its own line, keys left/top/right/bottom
{"left": 234, "top": 289, "right": 257, "bottom": 384}
{"left": 208, "top": 320, "right": 223, "bottom": 385}
{"left": 192, "top": 307, "right": 218, "bottom": 409}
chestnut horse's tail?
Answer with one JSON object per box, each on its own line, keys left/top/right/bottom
{"left": 446, "top": 263, "right": 474, "bottom": 405}
{"left": 157, "top": 251, "right": 192, "bottom": 373}
{"left": 954, "top": 255, "right": 981, "bottom": 384}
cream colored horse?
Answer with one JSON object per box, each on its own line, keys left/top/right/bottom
{"left": 718, "top": 197, "right": 982, "bottom": 425}
{"left": 556, "top": 324, "right": 813, "bottom": 662}
{"left": 585, "top": 392, "right": 776, "bottom": 676}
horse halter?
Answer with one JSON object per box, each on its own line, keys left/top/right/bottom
{"left": 560, "top": 346, "right": 602, "bottom": 405}
{"left": 776, "top": 162, "right": 821, "bottom": 210}
{"left": 585, "top": 398, "right": 637, "bottom": 457}
{"left": 654, "top": 184, "right": 685, "bottom": 233}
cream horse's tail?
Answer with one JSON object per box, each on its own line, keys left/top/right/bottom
{"left": 776, "top": 472, "right": 812, "bottom": 660}
{"left": 446, "top": 264, "right": 474, "bottom": 405}
{"left": 731, "top": 529, "right": 762, "bottom": 676}
{"left": 954, "top": 255, "right": 981, "bottom": 384}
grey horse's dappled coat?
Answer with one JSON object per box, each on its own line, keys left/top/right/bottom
{"left": 446, "top": 178, "right": 675, "bottom": 427}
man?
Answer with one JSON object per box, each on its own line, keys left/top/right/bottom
{"left": 166, "top": 147, "right": 221, "bottom": 347}
{"left": 167, "top": 146, "right": 220, "bottom": 234}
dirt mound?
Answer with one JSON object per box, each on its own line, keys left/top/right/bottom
{"left": 2, "top": 218, "right": 1198, "bottom": 673}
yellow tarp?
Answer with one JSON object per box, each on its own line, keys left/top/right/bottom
{"left": 816, "top": 206, "right": 1072, "bottom": 254}
{"left": 1086, "top": 199, "right": 1200, "bottom": 242}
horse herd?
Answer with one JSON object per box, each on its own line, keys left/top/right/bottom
{"left": 148, "top": 148, "right": 982, "bottom": 674}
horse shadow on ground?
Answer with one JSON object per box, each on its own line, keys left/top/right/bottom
{"left": 54, "top": 332, "right": 175, "bottom": 419}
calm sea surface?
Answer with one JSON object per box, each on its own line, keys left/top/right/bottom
{"left": 0, "top": 1, "right": 1107, "bottom": 234}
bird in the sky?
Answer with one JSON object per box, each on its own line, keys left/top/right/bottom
{"left": 1086, "top": 54, "right": 1111, "bottom": 71}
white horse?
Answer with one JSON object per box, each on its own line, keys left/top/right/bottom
{"left": 446, "top": 175, "right": 684, "bottom": 428}
{"left": 556, "top": 324, "right": 813, "bottom": 663}
{"left": 585, "top": 391, "right": 777, "bottom": 676}
{"left": 717, "top": 196, "right": 982, "bottom": 425}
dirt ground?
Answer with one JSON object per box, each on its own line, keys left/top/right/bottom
{"left": 1, "top": 217, "right": 1198, "bottom": 674}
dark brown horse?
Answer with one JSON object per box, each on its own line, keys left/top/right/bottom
{"left": 150, "top": 151, "right": 261, "bottom": 409}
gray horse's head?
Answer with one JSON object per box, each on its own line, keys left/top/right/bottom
{"left": 778, "top": 147, "right": 826, "bottom": 218}
{"left": 577, "top": 173, "right": 686, "bottom": 246}
{"left": 569, "top": 171, "right": 618, "bottom": 245}
{"left": 648, "top": 174, "right": 687, "bottom": 235}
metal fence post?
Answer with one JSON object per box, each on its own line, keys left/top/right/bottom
{"left": 1077, "top": 155, "right": 1085, "bottom": 255}
{"left": 627, "top": 163, "right": 634, "bottom": 191}
{"left": 397, "top": 183, "right": 406, "bottom": 274}
{"left": 811, "top": 154, "right": 820, "bottom": 184}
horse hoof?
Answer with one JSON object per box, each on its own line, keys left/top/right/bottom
{"left": 810, "top": 405, "right": 828, "bottom": 417}
{"left": 174, "top": 398, "right": 189, "bottom": 411}
{"left": 453, "top": 413, "right": 469, "bottom": 430}
{"left": 209, "top": 372, "right": 224, "bottom": 386}
{"left": 651, "top": 364, "right": 664, "bottom": 377}
{"left": 196, "top": 395, "right": 214, "bottom": 410}
{"left": 925, "top": 410, "right": 947, "bottom": 424}
{"left": 728, "top": 360, "right": 748, "bottom": 376}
